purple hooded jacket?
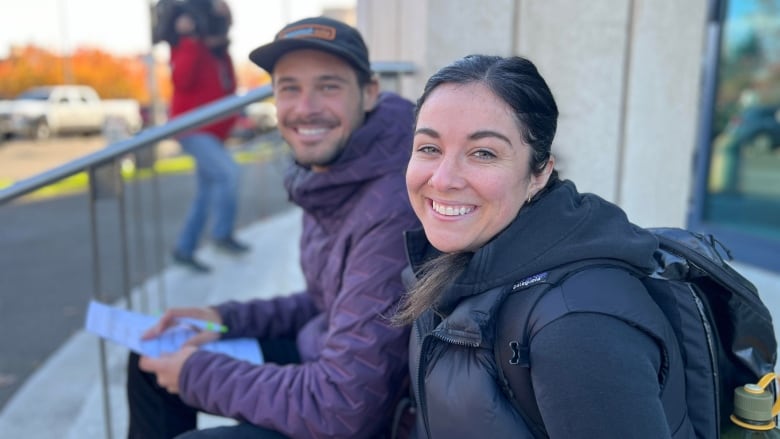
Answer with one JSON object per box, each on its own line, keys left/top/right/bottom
{"left": 178, "top": 92, "right": 419, "bottom": 438}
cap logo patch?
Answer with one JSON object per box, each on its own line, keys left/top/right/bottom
{"left": 277, "top": 24, "right": 337, "bottom": 41}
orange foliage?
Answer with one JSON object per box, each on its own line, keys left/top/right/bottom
{"left": 0, "top": 46, "right": 65, "bottom": 97}
{"left": 0, "top": 44, "right": 264, "bottom": 105}
{"left": 0, "top": 45, "right": 171, "bottom": 105}
{"left": 236, "top": 61, "right": 271, "bottom": 91}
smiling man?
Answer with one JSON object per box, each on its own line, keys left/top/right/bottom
{"left": 125, "top": 16, "right": 419, "bottom": 439}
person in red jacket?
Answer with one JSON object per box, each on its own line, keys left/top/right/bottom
{"left": 166, "top": 0, "right": 249, "bottom": 273}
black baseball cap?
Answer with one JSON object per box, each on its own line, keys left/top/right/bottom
{"left": 249, "top": 16, "right": 371, "bottom": 77}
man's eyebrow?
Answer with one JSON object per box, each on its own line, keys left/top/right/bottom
{"left": 273, "top": 76, "right": 297, "bottom": 85}
{"left": 274, "top": 74, "right": 350, "bottom": 85}
{"left": 317, "top": 74, "right": 350, "bottom": 83}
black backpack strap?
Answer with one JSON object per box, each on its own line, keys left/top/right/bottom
{"left": 388, "top": 372, "right": 416, "bottom": 439}
{"left": 494, "top": 284, "right": 552, "bottom": 438}
{"left": 493, "top": 260, "right": 649, "bottom": 438}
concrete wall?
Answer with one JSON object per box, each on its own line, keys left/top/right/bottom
{"left": 358, "top": 0, "right": 517, "bottom": 111}
{"left": 357, "top": 0, "right": 707, "bottom": 228}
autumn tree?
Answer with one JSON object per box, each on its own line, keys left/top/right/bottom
{"left": 236, "top": 61, "right": 271, "bottom": 92}
{"left": 0, "top": 44, "right": 265, "bottom": 105}
{"left": 0, "top": 44, "right": 171, "bottom": 105}
{"left": 0, "top": 46, "right": 63, "bottom": 98}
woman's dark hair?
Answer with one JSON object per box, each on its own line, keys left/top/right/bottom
{"left": 394, "top": 55, "right": 560, "bottom": 325}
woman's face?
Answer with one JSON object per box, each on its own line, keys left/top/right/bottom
{"left": 407, "top": 82, "right": 549, "bottom": 253}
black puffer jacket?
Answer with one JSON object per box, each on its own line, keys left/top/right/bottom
{"left": 406, "top": 179, "right": 696, "bottom": 439}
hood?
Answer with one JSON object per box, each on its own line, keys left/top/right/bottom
{"left": 283, "top": 92, "right": 414, "bottom": 214}
{"left": 4, "top": 100, "right": 47, "bottom": 117}
{"left": 407, "top": 179, "right": 659, "bottom": 310}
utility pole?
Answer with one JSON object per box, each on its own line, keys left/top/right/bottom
{"left": 57, "top": 0, "right": 74, "bottom": 84}
{"left": 147, "top": 0, "right": 165, "bottom": 126}
{"left": 281, "top": 0, "right": 291, "bottom": 24}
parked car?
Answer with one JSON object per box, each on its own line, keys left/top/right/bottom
{"left": 709, "top": 103, "right": 780, "bottom": 193}
{"left": 0, "top": 85, "right": 143, "bottom": 140}
{"left": 0, "top": 99, "right": 12, "bottom": 141}
{"left": 139, "top": 103, "right": 169, "bottom": 128}
{"left": 230, "top": 101, "right": 278, "bottom": 141}
{"left": 723, "top": 103, "right": 780, "bottom": 153}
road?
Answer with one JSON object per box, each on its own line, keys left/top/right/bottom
{"left": 0, "top": 133, "right": 295, "bottom": 411}
{"left": 0, "top": 135, "right": 183, "bottom": 183}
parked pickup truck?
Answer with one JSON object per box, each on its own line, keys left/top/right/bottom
{"left": 0, "top": 85, "right": 143, "bottom": 140}
{"left": 0, "top": 99, "right": 11, "bottom": 141}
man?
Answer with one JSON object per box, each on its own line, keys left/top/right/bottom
{"left": 126, "top": 16, "right": 419, "bottom": 439}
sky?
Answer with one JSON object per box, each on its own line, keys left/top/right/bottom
{"left": 0, "top": 0, "right": 356, "bottom": 63}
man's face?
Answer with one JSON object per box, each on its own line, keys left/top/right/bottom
{"left": 272, "top": 49, "right": 378, "bottom": 171}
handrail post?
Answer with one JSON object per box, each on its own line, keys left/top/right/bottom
{"left": 87, "top": 165, "right": 114, "bottom": 439}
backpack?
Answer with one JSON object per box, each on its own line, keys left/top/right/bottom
{"left": 494, "top": 227, "right": 778, "bottom": 439}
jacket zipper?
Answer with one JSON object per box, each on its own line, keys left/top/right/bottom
{"left": 416, "top": 326, "right": 434, "bottom": 439}
{"left": 416, "top": 323, "right": 481, "bottom": 438}
{"left": 432, "top": 330, "right": 480, "bottom": 348}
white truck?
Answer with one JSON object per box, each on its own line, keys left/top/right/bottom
{"left": 0, "top": 85, "right": 143, "bottom": 140}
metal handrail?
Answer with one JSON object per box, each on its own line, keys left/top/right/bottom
{"left": 0, "top": 61, "right": 416, "bottom": 205}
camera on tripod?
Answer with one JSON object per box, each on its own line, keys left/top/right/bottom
{"left": 153, "top": 0, "right": 230, "bottom": 46}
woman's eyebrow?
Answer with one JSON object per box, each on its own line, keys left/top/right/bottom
{"left": 469, "top": 130, "right": 511, "bottom": 145}
{"left": 414, "top": 127, "right": 439, "bottom": 138}
{"left": 413, "top": 128, "right": 512, "bottom": 145}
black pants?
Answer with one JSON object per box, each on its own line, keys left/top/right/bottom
{"left": 126, "top": 338, "right": 301, "bottom": 439}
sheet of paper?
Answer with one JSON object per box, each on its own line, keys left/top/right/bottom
{"left": 85, "top": 300, "right": 263, "bottom": 364}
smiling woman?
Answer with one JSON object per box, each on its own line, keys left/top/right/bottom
{"left": 396, "top": 54, "right": 698, "bottom": 439}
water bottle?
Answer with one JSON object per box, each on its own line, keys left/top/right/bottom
{"left": 722, "top": 372, "right": 780, "bottom": 438}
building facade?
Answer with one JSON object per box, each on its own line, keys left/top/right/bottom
{"left": 356, "top": 0, "right": 780, "bottom": 307}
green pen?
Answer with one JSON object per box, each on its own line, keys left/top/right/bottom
{"left": 177, "top": 317, "right": 228, "bottom": 333}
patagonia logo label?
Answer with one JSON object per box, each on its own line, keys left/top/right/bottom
{"left": 512, "top": 272, "right": 548, "bottom": 290}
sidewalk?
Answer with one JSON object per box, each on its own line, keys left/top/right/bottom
{"left": 0, "top": 208, "right": 304, "bottom": 438}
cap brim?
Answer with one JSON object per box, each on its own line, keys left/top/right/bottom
{"left": 249, "top": 39, "right": 369, "bottom": 75}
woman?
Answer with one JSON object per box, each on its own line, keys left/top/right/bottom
{"left": 396, "top": 55, "right": 694, "bottom": 438}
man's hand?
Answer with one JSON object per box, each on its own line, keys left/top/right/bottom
{"left": 143, "top": 306, "right": 223, "bottom": 347}
{"left": 138, "top": 346, "right": 198, "bottom": 394}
